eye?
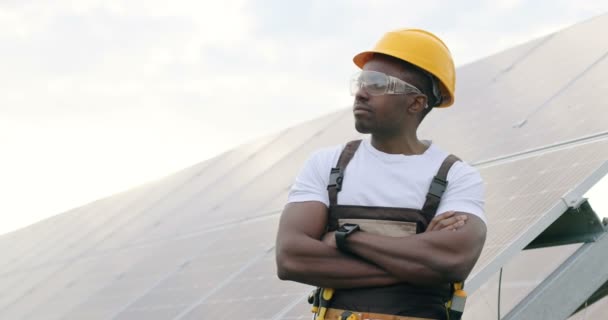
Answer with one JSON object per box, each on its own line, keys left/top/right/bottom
{"left": 368, "top": 82, "right": 384, "bottom": 90}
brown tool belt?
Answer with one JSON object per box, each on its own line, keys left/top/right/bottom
{"left": 324, "top": 308, "right": 436, "bottom": 320}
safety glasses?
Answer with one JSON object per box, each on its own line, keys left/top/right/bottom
{"left": 350, "top": 70, "right": 423, "bottom": 96}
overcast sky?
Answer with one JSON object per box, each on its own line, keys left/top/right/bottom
{"left": 1, "top": 0, "right": 608, "bottom": 235}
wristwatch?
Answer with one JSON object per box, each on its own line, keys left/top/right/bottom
{"left": 335, "top": 223, "right": 360, "bottom": 252}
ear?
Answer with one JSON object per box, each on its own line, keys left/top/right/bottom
{"left": 407, "top": 95, "right": 428, "bottom": 116}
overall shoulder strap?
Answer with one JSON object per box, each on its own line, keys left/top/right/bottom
{"left": 421, "top": 154, "right": 461, "bottom": 221}
{"left": 327, "top": 140, "right": 362, "bottom": 207}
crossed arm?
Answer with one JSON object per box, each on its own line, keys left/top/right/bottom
{"left": 275, "top": 201, "right": 486, "bottom": 288}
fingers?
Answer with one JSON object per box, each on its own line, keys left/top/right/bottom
{"left": 426, "top": 210, "right": 456, "bottom": 232}
{"left": 439, "top": 214, "right": 468, "bottom": 231}
{"left": 427, "top": 211, "right": 468, "bottom": 232}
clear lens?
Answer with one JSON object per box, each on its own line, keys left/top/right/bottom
{"left": 350, "top": 71, "right": 390, "bottom": 96}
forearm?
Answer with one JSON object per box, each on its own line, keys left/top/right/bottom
{"left": 276, "top": 235, "right": 400, "bottom": 288}
{"left": 345, "top": 227, "right": 481, "bottom": 284}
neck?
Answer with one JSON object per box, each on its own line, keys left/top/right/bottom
{"left": 370, "top": 129, "right": 428, "bottom": 156}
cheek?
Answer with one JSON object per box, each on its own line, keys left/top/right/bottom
{"left": 382, "top": 99, "right": 407, "bottom": 118}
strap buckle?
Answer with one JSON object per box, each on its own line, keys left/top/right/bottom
{"left": 339, "top": 311, "right": 358, "bottom": 320}
{"left": 327, "top": 167, "right": 344, "bottom": 191}
{"left": 428, "top": 176, "right": 448, "bottom": 198}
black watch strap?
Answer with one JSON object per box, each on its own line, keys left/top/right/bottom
{"left": 335, "top": 223, "right": 360, "bottom": 252}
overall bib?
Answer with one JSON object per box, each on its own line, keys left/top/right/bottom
{"left": 324, "top": 140, "right": 461, "bottom": 320}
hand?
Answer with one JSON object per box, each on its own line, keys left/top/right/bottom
{"left": 322, "top": 231, "right": 337, "bottom": 249}
{"left": 426, "top": 210, "right": 467, "bottom": 232}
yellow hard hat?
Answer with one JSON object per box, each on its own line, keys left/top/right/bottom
{"left": 353, "top": 28, "right": 456, "bottom": 107}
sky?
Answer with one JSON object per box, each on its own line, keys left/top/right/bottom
{"left": 1, "top": 0, "right": 608, "bottom": 235}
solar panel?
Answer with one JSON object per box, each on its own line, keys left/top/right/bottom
{"left": 111, "top": 217, "right": 279, "bottom": 319}
{"left": 5, "top": 247, "right": 148, "bottom": 320}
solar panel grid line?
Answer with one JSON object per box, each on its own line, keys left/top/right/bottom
{"left": 71, "top": 149, "right": 241, "bottom": 257}
{"left": 107, "top": 233, "right": 227, "bottom": 320}
{"left": 421, "top": 26, "right": 608, "bottom": 164}
{"left": 490, "top": 33, "right": 556, "bottom": 83}
{"left": 171, "top": 245, "right": 275, "bottom": 320}
{"left": 0, "top": 181, "right": 170, "bottom": 275}
{"left": 201, "top": 120, "right": 362, "bottom": 226}
{"left": 91, "top": 210, "right": 282, "bottom": 254}
{"left": 0, "top": 189, "right": 169, "bottom": 305}
{"left": 470, "top": 156, "right": 583, "bottom": 270}
{"left": 1, "top": 207, "right": 280, "bottom": 298}
{"left": 513, "top": 49, "right": 608, "bottom": 129}
{"left": 269, "top": 289, "right": 311, "bottom": 320}
{"left": 0, "top": 211, "right": 72, "bottom": 270}
{"left": 44, "top": 249, "right": 154, "bottom": 320}
{"left": 4, "top": 168, "right": 189, "bottom": 270}
{"left": 0, "top": 234, "right": 150, "bottom": 284}
{"left": 200, "top": 110, "right": 349, "bottom": 208}
{"left": 472, "top": 131, "right": 608, "bottom": 169}
{"left": 175, "top": 254, "right": 308, "bottom": 320}
{"left": 128, "top": 111, "right": 346, "bottom": 245}
{"left": 17, "top": 193, "right": 145, "bottom": 264}
{"left": 0, "top": 264, "right": 66, "bottom": 313}
{"left": 16, "top": 254, "right": 136, "bottom": 320}
{"left": 96, "top": 133, "right": 284, "bottom": 249}
{"left": 169, "top": 109, "right": 353, "bottom": 235}
{"left": 0, "top": 202, "right": 105, "bottom": 273}
{"left": 455, "top": 34, "right": 551, "bottom": 87}
{"left": 109, "top": 218, "right": 279, "bottom": 319}
{"left": 59, "top": 234, "right": 221, "bottom": 320}
{"left": 83, "top": 155, "right": 233, "bottom": 250}
{"left": 256, "top": 189, "right": 293, "bottom": 215}
{"left": 466, "top": 161, "right": 608, "bottom": 293}
{"left": 214, "top": 121, "right": 362, "bottom": 220}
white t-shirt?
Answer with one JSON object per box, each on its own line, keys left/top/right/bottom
{"left": 288, "top": 139, "right": 486, "bottom": 223}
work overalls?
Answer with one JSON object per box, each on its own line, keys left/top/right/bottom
{"left": 317, "top": 140, "right": 462, "bottom": 320}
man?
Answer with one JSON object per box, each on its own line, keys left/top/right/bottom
{"left": 275, "top": 29, "right": 486, "bottom": 320}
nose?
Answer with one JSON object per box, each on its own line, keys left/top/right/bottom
{"left": 355, "top": 86, "right": 370, "bottom": 102}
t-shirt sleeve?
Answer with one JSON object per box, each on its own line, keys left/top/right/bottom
{"left": 437, "top": 162, "right": 487, "bottom": 224}
{"left": 287, "top": 147, "right": 340, "bottom": 207}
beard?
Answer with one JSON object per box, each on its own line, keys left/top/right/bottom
{"left": 354, "top": 118, "right": 372, "bottom": 134}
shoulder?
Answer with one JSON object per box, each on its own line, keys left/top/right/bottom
{"left": 306, "top": 143, "right": 344, "bottom": 169}
{"left": 427, "top": 143, "right": 481, "bottom": 182}
{"left": 287, "top": 142, "right": 353, "bottom": 206}
{"left": 430, "top": 144, "right": 486, "bottom": 222}
{"left": 449, "top": 160, "right": 482, "bottom": 184}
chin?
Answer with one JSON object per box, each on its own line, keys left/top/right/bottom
{"left": 354, "top": 121, "right": 372, "bottom": 134}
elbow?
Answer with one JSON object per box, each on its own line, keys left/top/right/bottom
{"left": 275, "top": 249, "right": 298, "bottom": 281}
{"left": 447, "top": 267, "right": 468, "bottom": 283}
{"left": 443, "top": 256, "right": 475, "bottom": 282}
{"left": 276, "top": 259, "right": 292, "bottom": 281}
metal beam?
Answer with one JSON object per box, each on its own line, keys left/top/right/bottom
{"left": 504, "top": 231, "right": 608, "bottom": 320}
{"left": 525, "top": 199, "right": 605, "bottom": 250}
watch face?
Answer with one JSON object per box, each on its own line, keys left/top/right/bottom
{"left": 340, "top": 223, "right": 359, "bottom": 233}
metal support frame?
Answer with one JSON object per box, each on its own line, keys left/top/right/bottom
{"left": 504, "top": 231, "right": 608, "bottom": 320}
{"left": 525, "top": 199, "right": 605, "bottom": 250}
